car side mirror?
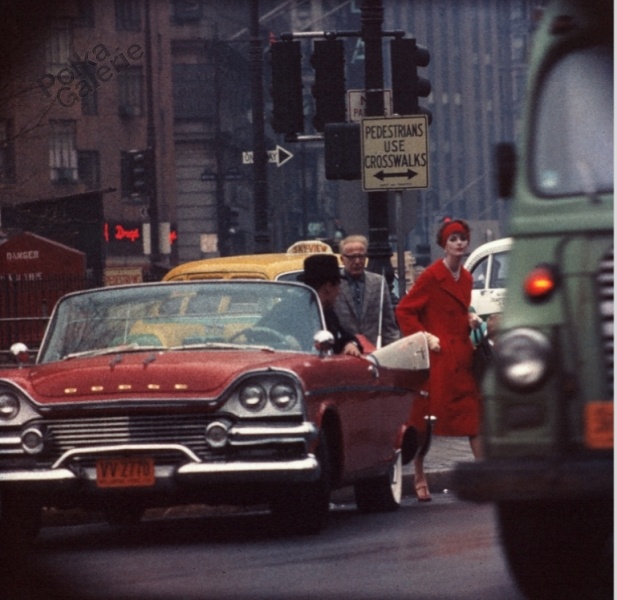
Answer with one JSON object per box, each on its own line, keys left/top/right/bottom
{"left": 495, "top": 142, "right": 516, "bottom": 199}
{"left": 313, "top": 330, "right": 335, "bottom": 357}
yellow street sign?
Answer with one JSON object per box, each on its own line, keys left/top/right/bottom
{"left": 361, "top": 115, "right": 429, "bottom": 191}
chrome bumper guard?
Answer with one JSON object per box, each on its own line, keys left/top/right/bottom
{"left": 0, "top": 422, "right": 321, "bottom": 485}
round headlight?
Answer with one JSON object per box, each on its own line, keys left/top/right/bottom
{"left": 270, "top": 382, "right": 298, "bottom": 411}
{"left": 21, "top": 426, "right": 45, "bottom": 454}
{"left": 0, "top": 392, "right": 20, "bottom": 421}
{"left": 239, "top": 383, "right": 267, "bottom": 412}
{"left": 205, "top": 421, "right": 229, "bottom": 448}
{"left": 496, "top": 328, "right": 551, "bottom": 390}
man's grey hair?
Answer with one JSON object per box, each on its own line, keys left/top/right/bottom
{"left": 339, "top": 234, "right": 368, "bottom": 253}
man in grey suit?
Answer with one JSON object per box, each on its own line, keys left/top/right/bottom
{"left": 335, "top": 235, "right": 400, "bottom": 349}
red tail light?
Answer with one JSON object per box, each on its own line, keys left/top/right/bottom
{"left": 524, "top": 265, "right": 557, "bottom": 300}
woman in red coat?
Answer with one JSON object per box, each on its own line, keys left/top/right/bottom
{"left": 396, "top": 219, "right": 482, "bottom": 502}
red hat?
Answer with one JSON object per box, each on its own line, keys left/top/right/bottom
{"left": 439, "top": 220, "right": 469, "bottom": 248}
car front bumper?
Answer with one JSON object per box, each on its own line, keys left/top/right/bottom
{"left": 0, "top": 453, "right": 320, "bottom": 485}
{"left": 0, "top": 421, "right": 321, "bottom": 491}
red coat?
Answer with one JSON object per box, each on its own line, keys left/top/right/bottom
{"left": 395, "top": 260, "right": 480, "bottom": 436}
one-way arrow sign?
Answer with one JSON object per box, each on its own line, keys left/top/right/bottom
{"left": 242, "top": 145, "right": 294, "bottom": 168}
{"left": 271, "top": 145, "right": 294, "bottom": 167}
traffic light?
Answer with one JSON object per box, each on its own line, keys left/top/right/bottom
{"left": 311, "top": 39, "right": 346, "bottom": 132}
{"left": 391, "top": 38, "right": 432, "bottom": 122}
{"left": 324, "top": 123, "right": 361, "bottom": 180}
{"left": 121, "top": 149, "right": 153, "bottom": 201}
{"left": 224, "top": 205, "right": 240, "bottom": 235}
{"left": 270, "top": 41, "right": 304, "bottom": 135}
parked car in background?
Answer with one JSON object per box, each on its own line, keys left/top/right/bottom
{"left": 0, "top": 280, "right": 428, "bottom": 541}
{"left": 464, "top": 237, "right": 512, "bottom": 318}
{"left": 455, "top": 1, "right": 613, "bottom": 598}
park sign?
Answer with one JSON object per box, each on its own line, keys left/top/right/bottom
{"left": 361, "top": 115, "right": 429, "bottom": 191}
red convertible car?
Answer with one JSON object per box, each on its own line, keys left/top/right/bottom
{"left": 0, "top": 280, "right": 427, "bottom": 538}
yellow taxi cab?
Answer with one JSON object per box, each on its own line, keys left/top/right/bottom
{"left": 163, "top": 240, "right": 339, "bottom": 283}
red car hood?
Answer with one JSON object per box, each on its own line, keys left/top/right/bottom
{"left": 13, "top": 349, "right": 305, "bottom": 406}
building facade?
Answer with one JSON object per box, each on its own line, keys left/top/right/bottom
{"left": 0, "top": 0, "right": 177, "bottom": 281}
{"left": 0, "top": 0, "right": 542, "bottom": 276}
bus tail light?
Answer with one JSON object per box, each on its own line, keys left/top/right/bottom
{"left": 524, "top": 264, "right": 558, "bottom": 301}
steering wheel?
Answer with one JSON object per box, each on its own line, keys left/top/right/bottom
{"left": 229, "top": 326, "right": 297, "bottom": 349}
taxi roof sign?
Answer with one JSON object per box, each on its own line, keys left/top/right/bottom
{"left": 361, "top": 115, "right": 429, "bottom": 191}
{"left": 286, "top": 240, "right": 333, "bottom": 254}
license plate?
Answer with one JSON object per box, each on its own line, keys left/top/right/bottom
{"left": 96, "top": 456, "right": 155, "bottom": 488}
{"left": 584, "top": 402, "right": 614, "bottom": 449}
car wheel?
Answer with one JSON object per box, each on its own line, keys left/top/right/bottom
{"left": 270, "top": 432, "right": 331, "bottom": 536}
{"left": 498, "top": 498, "right": 613, "bottom": 600}
{"left": 104, "top": 500, "right": 146, "bottom": 527}
{"left": 0, "top": 490, "right": 41, "bottom": 546}
{"left": 354, "top": 451, "right": 403, "bottom": 513}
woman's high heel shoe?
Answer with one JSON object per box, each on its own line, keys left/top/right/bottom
{"left": 415, "top": 482, "right": 432, "bottom": 502}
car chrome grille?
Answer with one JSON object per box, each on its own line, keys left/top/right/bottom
{"left": 46, "top": 415, "right": 212, "bottom": 462}
{"left": 597, "top": 247, "right": 614, "bottom": 395}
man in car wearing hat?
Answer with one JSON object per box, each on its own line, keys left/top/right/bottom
{"left": 301, "top": 253, "right": 363, "bottom": 357}
{"left": 256, "top": 254, "right": 362, "bottom": 356}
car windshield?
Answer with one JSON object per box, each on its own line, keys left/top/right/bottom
{"left": 38, "top": 281, "right": 324, "bottom": 363}
{"left": 532, "top": 45, "right": 613, "bottom": 197}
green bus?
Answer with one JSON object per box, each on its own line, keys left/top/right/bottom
{"left": 455, "top": 1, "right": 613, "bottom": 598}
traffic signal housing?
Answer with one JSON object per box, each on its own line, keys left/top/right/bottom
{"left": 270, "top": 41, "right": 304, "bottom": 135}
{"left": 324, "top": 123, "right": 361, "bottom": 180}
{"left": 311, "top": 39, "right": 346, "bottom": 132}
{"left": 391, "top": 38, "right": 432, "bottom": 122}
{"left": 121, "top": 149, "right": 153, "bottom": 202}
{"left": 223, "top": 205, "right": 240, "bottom": 235}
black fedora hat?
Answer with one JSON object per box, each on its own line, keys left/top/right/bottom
{"left": 300, "top": 254, "right": 341, "bottom": 288}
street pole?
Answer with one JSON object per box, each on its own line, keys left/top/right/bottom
{"left": 361, "top": 0, "right": 393, "bottom": 282}
{"left": 144, "top": 0, "right": 160, "bottom": 271}
{"left": 395, "top": 190, "right": 406, "bottom": 299}
{"left": 250, "top": 0, "right": 270, "bottom": 253}
{"left": 212, "top": 32, "right": 228, "bottom": 257}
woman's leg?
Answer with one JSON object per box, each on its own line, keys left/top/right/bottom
{"left": 469, "top": 434, "right": 482, "bottom": 459}
{"left": 413, "top": 452, "right": 432, "bottom": 502}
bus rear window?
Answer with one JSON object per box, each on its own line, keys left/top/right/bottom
{"left": 532, "top": 46, "right": 613, "bottom": 197}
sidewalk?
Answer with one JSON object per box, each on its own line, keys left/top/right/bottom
{"left": 403, "top": 435, "right": 475, "bottom": 495}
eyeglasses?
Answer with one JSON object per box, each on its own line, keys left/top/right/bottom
{"left": 342, "top": 254, "right": 367, "bottom": 261}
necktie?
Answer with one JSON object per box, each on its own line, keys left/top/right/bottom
{"left": 352, "top": 279, "right": 362, "bottom": 317}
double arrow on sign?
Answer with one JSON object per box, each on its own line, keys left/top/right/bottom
{"left": 242, "top": 145, "right": 294, "bottom": 168}
{"left": 373, "top": 169, "right": 418, "bottom": 181}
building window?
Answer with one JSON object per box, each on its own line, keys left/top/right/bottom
{"left": 115, "top": 0, "right": 142, "bottom": 31}
{"left": 118, "top": 66, "right": 143, "bottom": 118}
{"left": 49, "top": 120, "right": 78, "bottom": 183}
{"left": 46, "top": 19, "right": 72, "bottom": 73}
{"left": 172, "top": 0, "right": 203, "bottom": 22}
{"left": 81, "top": 62, "right": 98, "bottom": 115}
{"left": 0, "top": 120, "right": 15, "bottom": 183}
{"left": 74, "top": 0, "right": 95, "bottom": 28}
{"left": 81, "top": 88, "right": 98, "bottom": 115}
{"left": 78, "top": 151, "right": 100, "bottom": 189}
